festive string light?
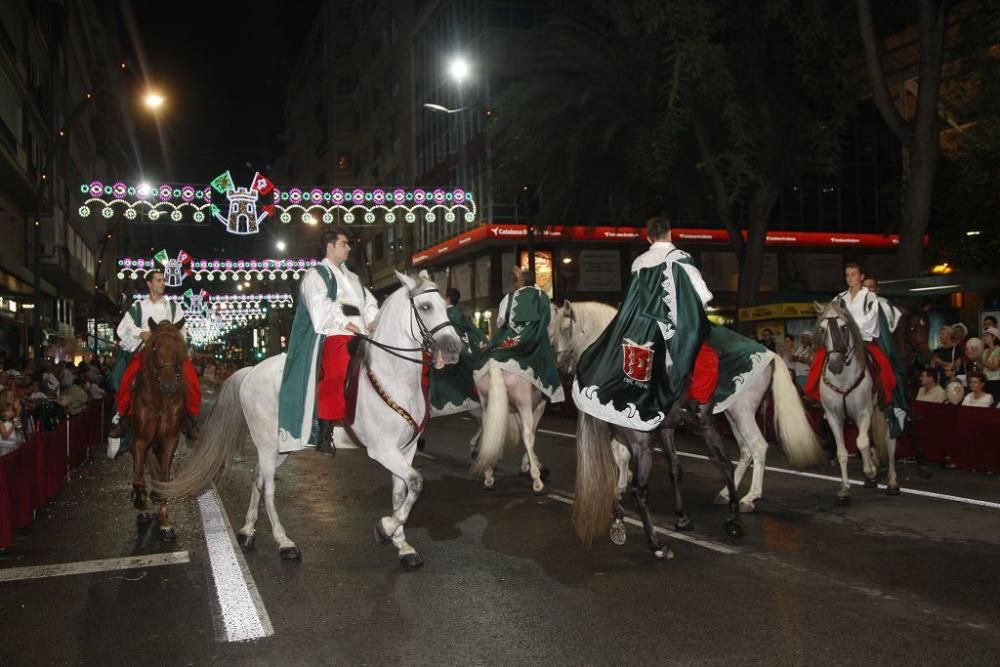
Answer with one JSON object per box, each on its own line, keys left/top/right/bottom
{"left": 118, "top": 255, "right": 319, "bottom": 282}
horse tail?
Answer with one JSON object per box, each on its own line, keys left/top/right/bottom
{"left": 573, "top": 411, "right": 617, "bottom": 546}
{"left": 770, "top": 356, "right": 825, "bottom": 469}
{"left": 471, "top": 362, "right": 509, "bottom": 475}
{"left": 152, "top": 369, "right": 249, "bottom": 500}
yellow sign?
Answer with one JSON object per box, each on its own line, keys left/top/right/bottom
{"left": 738, "top": 302, "right": 817, "bottom": 322}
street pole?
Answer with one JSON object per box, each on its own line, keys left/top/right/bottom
{"left": 32, "top": 93, "right": 94, "bottom": 363}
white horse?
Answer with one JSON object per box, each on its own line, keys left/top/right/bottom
{"left": 153, "top": 271, "right": 462, "bottom": 570}
{"left": 556, "top": 301, "right": 823, "bottom": 514}
{"left": 814, "top": 300, "right": 898, "bottom": 505}
{"left": 469, "top": 304, "right": 560, "bottom": 493}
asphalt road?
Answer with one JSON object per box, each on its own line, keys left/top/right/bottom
{"left": 2, "top": 402, "right": 999, "bottom": 666}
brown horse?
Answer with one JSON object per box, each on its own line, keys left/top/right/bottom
{"left": 894, "top": 309, "right": 931, "bottom": 401}
{"left": 131, "top": 317, "right": 187, "bottom": 541}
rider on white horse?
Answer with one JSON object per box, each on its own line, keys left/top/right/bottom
{"left": 472, "top": 266, "right": 564, "bottom": 404}
{"left": 277, "top": 229, "right": 378, "bottom": 455}
{"left": 572, "top": 216, "right": 726, "bottom": 430}
{"left": 863, "top": 275, "right": 910, "bottom": 438}
{"left": 430, "top": 287, "right": 487, "bottom": 416}
{"left": 805, "top": 263, "right": 897, "bottom": 424}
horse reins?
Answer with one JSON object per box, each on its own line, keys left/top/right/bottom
{"left": 353, "top": 287, "right": 453, "bottom": 437}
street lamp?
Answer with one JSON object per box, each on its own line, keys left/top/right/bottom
{"left": 143, "top": 92, "right": 165, "bottom": 110}
{"left": 447, "top": 56, "right": 471, "bottom": 85}
{"left": 275, "top": 240, "right": 286, "bottom": 252}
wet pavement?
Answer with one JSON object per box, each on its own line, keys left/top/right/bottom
{"left": 2, "top": 405, "right": 999, "bottom": 665}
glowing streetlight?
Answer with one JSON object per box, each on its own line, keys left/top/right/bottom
{"left": 143, "top": 92, "right": 165, "bottom": 110}
{"left": 276, "top": 240, "right": 287, "bottom": 252}
{"left": 447, "top": 56, "right": 471, "bottom": 84}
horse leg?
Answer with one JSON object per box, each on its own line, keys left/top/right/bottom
{"left": 371, "top": 444, "right": 424, "bottom": 568}
{"left": 520, "top": 400, "right": 548, "bottom": 493}
{"left": 261, "top": 452, "right": 299, "bottom": 559}
{"left": 695, "top": 407, "right": 743, "bottom": 538}
{"left": 469, "top": 407, "right": 483, "bottom": 459}
{"left": 657, "top": 427, "right": 693, "bottom": 532}
{"left": 236, "top": 468, "right": 265, "bottom": 551}
{"left": 885, "top": 435, "right": 900, "bottom": 495}
{"left": 611, "top": 439, "right": 631, "bottom": 499}
{"left": 715, "top": 417, "right": 750, "bottom": 506}
{"left": 131, "top": 438, "right": 149, "bottom": 513}
{"left": 723, "top": 411, "right": 768, "bottom": 513}
{"left": 157, "top": 437, "right": 179, "bottom": 542}
{"left": 623, "top": 434, "right": 671, "bottom": 559}
{"left": 856, "top": 411, "right": 878, "bottom": 487}
{"left": 827, "top": 409, "right": 852, "bottom": 505}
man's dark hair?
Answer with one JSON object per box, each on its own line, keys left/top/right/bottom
{"left": 784, "top": 334, "right": 795, "bottom": 342}
{"left": 646, "top": 216, "right": 672, "bottom": 240}
{"left": 985, "top": 315, "right": 998, "bottom": 327}
{"left": 968, "top": 370, "right": 987, "bottom": 386}
{"left": 146, "top": 269, "right": 164, "bottom": 284}
{"left": 844, "top": 261, "right": 864, "bottom": 274}
{"left": 762, "top": 328, "right": 773, "bottom": 336}
{"left": 521, "top": 269, "right": 536, "bottom": 287}
{"left": 319, "top": 228, "right": 350, "bottom": 258}
{"left": 445, "top": 287, "right": 460, "bottom": 305}
{"left": 921, "top": 367, "right": 942, "bottom": 385}
{"left": 864, "top": 276, "right": 879, "bottom": 288}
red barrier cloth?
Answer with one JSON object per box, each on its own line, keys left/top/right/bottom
{"left": 0, "top": 452, "right": 13, "bottom": 548}
{"left": 13, "top": 440, "right": 36, "bottom": 528}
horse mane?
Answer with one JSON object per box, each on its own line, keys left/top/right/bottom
{"left": 813, "top": 300, "right": 866, "bottom": 367}
{"left": 570, "top": 301, "right": 617, "bottom": 334}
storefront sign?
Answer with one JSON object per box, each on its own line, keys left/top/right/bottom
{"left": 577, "top": 250, "right": 621, "bottom": 292}
{"left": 411, "top": 225, "right": 918, "bottom": 267}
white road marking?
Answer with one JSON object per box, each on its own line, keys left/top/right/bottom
{"left": 198, "top": 486, "right": 273, "bottom": 642}
{"left": 546, "top": 492, "right": 741, "bottom": 555}
{"left": 538, "top": 428, "right": 1000, "bottom": 511}
{"left": 0, "top": 551, "right": 190, "bottom": 583}
{"left": 417, "top": 451, "right": 438, "bottom": 460}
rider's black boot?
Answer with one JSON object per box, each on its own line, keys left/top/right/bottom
{"left": 316, "top": 419, "right": 336, "bottom": 456}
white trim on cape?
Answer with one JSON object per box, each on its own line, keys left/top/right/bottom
{"left": 572, "top": 379, "right": 664, "bottom": 431}
{"left": 473, "top": 358, "right": 565, "bottom": 403}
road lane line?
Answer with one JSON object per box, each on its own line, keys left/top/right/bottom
{"left": 0, "top": 551, "right": 190, "bottom": 583}
{"left": 545, "top": 492, "right": 741, "bottom": 555}
{"left": 538, "top": 428, "right": 1000, "bottom": 511}
{"left": 198, "top": 485, "right": 273, "bottom": 642}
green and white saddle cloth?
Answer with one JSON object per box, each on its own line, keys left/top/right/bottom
{"left": 473, "top": 286, "right": 564, "bottom": 403}
{"left": 430, "top": 305, "right": 487, "bottom": 416}
{"left": 573, "top": 243, "right": 772, "bottom": 431}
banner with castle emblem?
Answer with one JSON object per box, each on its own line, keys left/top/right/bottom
{"left": 622, "top": 338, "right": 654, "bottom": 383}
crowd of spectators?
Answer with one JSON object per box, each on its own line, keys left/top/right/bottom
{"left": 917, "top": 315, "right": 1000, "bottom": 408}
{"left": 0, "top": 356, "right": 113, "bottom": 459}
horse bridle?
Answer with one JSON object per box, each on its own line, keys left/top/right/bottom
{"left": 821, "top": 314, "right": 867, "bottom": 399}
{"left": 148, "top": 337, "right": 183, "bottom": 395}
{"left": 354, "top": 287, "right": 456, "bottom": 363}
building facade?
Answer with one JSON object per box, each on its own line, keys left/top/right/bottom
{"left": 0, "top": 0, "right": 136, "bottom": 366}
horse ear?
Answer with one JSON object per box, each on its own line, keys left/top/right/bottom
{"left": 813, "top": 301, "right": 825, "bottom": 314}
{"left": 417, "top": 269, "right": 431, "bottom": 282}
{"left": 147, "top": 317, "right": 157, "bottom": 330}
{"left": 394, "top": 270, "right": 416, "bottom": 291}
{"left": 175, "top": 317, "right": 185, "bottom": 330}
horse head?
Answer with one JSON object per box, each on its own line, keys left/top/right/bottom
{"left": 393, "top": 270, "right": 462, "bottom": 368}
{"left": 813, "top": 301, "right": 863, "bottom": 376}
{"left": 145, "top": 317, "right": 187, "bottom": 397}
{"left": 900, "top": 310, "right": 931, "bottom": 360}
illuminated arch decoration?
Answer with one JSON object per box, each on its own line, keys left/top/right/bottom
{"left": 132, "top": 292, "right": 295, "bottom": 309}
{"left": 118, "top": 255, "right": 320, "bottom": 283}
{"left": 80, "top": 172, "right": 478, "bottom": 234}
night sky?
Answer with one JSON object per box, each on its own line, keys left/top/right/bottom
{"left": 120, "top": 0, "right": 321, "bottom": 261}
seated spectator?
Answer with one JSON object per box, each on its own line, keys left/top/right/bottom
{"left": 916, "top": 368, "right": 948, "bottom": 403}
{"left": 0, "top": 405, "right": 24, "bottom": 456}
{"left": 59, "top": 362, "right": 74, "bottom": 389}
{"left": 982, "top": 326, "right": 1000, "bottom": 400}
{"left": 57, "top": 375, "right": 90, "bottom": 416}
{"left": 932, "top": 325, "right": 965, "bottom": 385}
{"left": 961, "top": 371, "right": 994, "bottom": 407}
{"left": 983, "top": 315, "right": 998, "bottom": 335}
{"left": 84, "top": 379, "right": 105, "bottom": 400}
{"left": 41, "top": 366, "right": 59, "bottom": 394}
{"left": 793, "top": 331, "right": 815, "bottom": 389}
{"left": 758, "top": 328, "right": 776, "bottom": 352}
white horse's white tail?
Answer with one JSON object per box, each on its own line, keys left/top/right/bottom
{"left": 573, "top": 411, "right": 617, "bottom": 545}
{"left": 472, "top": 363, "right": 509, "bottom": 475}
{"left": 152, "top": 369, "right": 250, "bottom": 499}
{"left": 770, "top": 356, "right": 825, "bottom": 469}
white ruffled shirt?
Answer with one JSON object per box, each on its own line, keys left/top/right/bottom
{"left": 837, "top": 287, "right": 879, "bottom": 342}
{"left": 301, "top": 259, "right": 379, "bottom": 336}
{"left": 116, "top": 297, "right": 186, "bottom": 353}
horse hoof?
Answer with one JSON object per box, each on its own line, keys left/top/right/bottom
{"left": 483, "top": 478, "right": 495, "bottom": 490}
{"left": 835, "top": 495, "right": 851, "bottom": 507}
{"left": 400, "top": 552, "right": 424, "bottom": 571}
{"left": 131, "top": 490, "right": 146, "bottom": 511}
{"left": 609, "top": 521, "right": 627, "bottom": 546}
{"left": 539, "top": 466, "right": 551, "bottom": 482}
{"left": 374, "top": 520, "right": 392, "bottom": 545}
{"left": 863, "top": 477, "right": 878, "bottom": 489}
{"left": 236, "top": 533, "right": 256, "bottom": 551}
{"left": 279, "top": 546, "right": 302, "bottom": 560}
{"left": 674, "top": 517, "right": 695, "bottom": 532}
{"left": 159, "top": 527, "right": 177, "bottom": 543}
{"left": 724, "top": 520, "right": 744, "bottom": 539}
{"left": 886, "top": 485, "right": 901, "bottom": 496}
{"left": 532, "top": 482, "right": 545, "bottom": 495}
{"left": 654, "top": 548, "right": 675, "bottom": 560}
